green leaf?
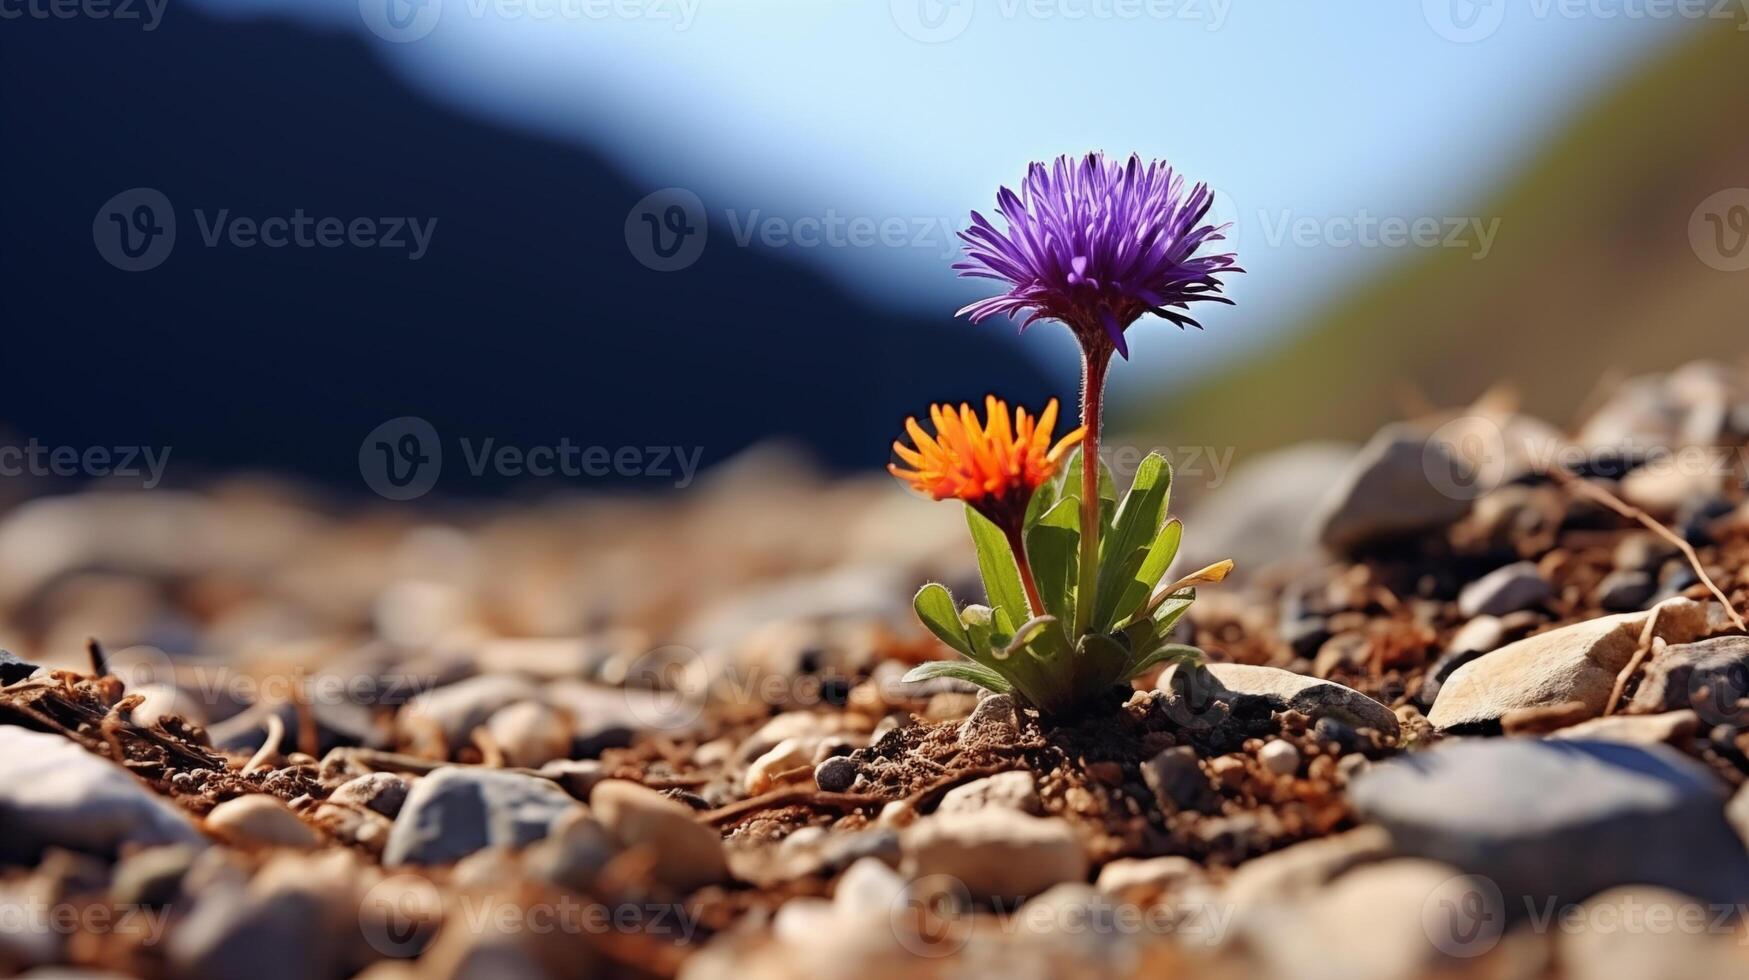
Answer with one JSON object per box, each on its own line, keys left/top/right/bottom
{"left": 900, "top": 660, "right": 1014, "bottom": 694}
{"left": 965, "top": 507, "right": 1029, "bottom": 633}
{"left": 1092, "top": 455, "right": 1173, "bottom": 630}
{"left": 1073, "top": 632, "right": 1134, "bottom": 703}
{"left": 1058, "top": 446, "right": 1117, "bottom": 507}
{"left": 1125, "top": 643, "right": 1204, "bottom": 681}
{"left": 913, "top": 584, "right": 975, "bottom": 658}
{"left": 1024, "top": 495, "right": 1080, "bottom": 623}
{"left": 1023, "top": 476, "right": 1059, "bottom": 530}
{"left": 1152, "top": 591, "right": 1195, "bottom": 635}
{"left": 1110, "top": 519, "right": 1184, "bottom": 628}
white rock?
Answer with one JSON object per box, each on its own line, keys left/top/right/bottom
{"left": 0, "top": 727, "right": 206, "bottom": 858}
{"left": 1259, "top": 740, "right": 1302, "bottom": 776}
{"left": 1095, "top": 856, "right": 1204, "bottom": 895}
{"left": 1547, "top": 710, "right": 1699, "bottom": 746}
{"left": 936, "top": 771, "right": 1041, "bottom": 815}
{"left": 1428, "top": 599, "right": 1711, "bottom": 731}
{"left": 590, "top": 780, "right": 727, "bottom": 892}
{"left": 205, "top": 796, "right": 319, "bottom": 850}
{"left": 485, "top": 700, "right": 571, "bottom": 768}
{"left": 900, "top": 810, "right": 1088, "bottom": 901}
{"left": 745, "top": 737, "right": 817, "bottom": 795}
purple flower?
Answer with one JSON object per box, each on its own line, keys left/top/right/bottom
{"left": 955, "top": 152, "right": 1241, "bottom": 358}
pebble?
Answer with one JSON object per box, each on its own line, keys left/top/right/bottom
{"left": 537, "top": 759, "right": 605, "bottom": 801}
{"left": 1094, "top": 855, "right": 1204, "bottom": 896}
{"left": 1457, "top": 561, "right": 1551, "bottom": 618}
{"left": 900, "top": 809, "right": 1088, "bottom": 902}
{"left": 1160, "top": 662, "right": 1399, "bottom": 738}
{"left": 1627, "top": 635, "right": 1749, "bottom": 725}
{"left": 956, "top": 693, "right": 1020, "bottom": 742}
{"left": 204, "top": 796, "right": 319, "bottom": 850}
{"left": 484, "top": 700, "right": 571, "bottom": 768}
{"left": 1614, "top": 533, "right": 1677, "bottom": 573}
{"left": 812, "top": 756, "right": 858, "bottom": 794}
{"left": 1258, "top": 740, "right": 1301, "bottom": 776}
{"left": 745, "top": 737, "right": 816, "bottom": 794}
{"left": 1349, "top": 739, "right": 1749, "bottom": 906}
{"left": 1313, "top": 424, "right": 1472, "bottom": 554}
{"left": 1220, "top": 826, "right": 1394, "bottom": 912}
{"left": 1594, "top": 570, "right": 1655, "bottom": 612}
{"left": 382, "top": 767, "right": 579, "bottom": 867}
{"left": 0, "top": 727, "right": 207, "bottom": 859}
{"left": 326, "top": 773, "right": 410, "bottom": 818}
{"left": 1547, "top": 710, "right": 1699, "bottom": 746}
{"left": 111, "top": 844, "right": 200, "bottom": 907}
{"left": 936, "top": 770, "right": 1041, "bottom": 815}
{"left": 1427, "top": 599, "right": 1710, "bottom": 731}
{"left": 1141, "top": 746, "right": 1218, "bottom": 813}
{"left": 589, "top": 780, "right": 728, "bottom": 892}
{"left": 396, "top": 673, "right": 541, "bottom": 748}
{"left": 521, "top": 811, "right": 616, "bottom": 893}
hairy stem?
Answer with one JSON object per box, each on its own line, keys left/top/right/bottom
{"left": 1072, "top": 345, "right": 1112, "bottom": 637}
{"left": 1004, "top": 523, "right": 1048, "bottom": 619}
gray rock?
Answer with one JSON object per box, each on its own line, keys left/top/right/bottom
{"left": 1141, "top": 747, "right": 1218, "bottom": 813}
{"left": 936, "top": 770, "right": 1041, "bottom": 815}
{"left": 1628, "top": 635, "right": 1749, "bottom": 726}
{"left": 589, "top": 780, "right": 727, "bottom": 892}
{"left": 167, "top": 877, "right": 340, "bottom": 980}
{"left": 1594, "top": 570, "right": 1655, "bottom": 612}
{"left": 0, "top": 727, "right": 206, "bottom": 861}
{"left": 1428, "top": 599, "right": 1710, "bottom": 732}
{"left": 812, "top": 756, "right": 858, "bottom": 794}
{"left": 327, "top": 772, "right": 410, "bottom": 818}
{"left": 1457, "top": 562, "right": 1551, "bottom": 618}
{"left": 1349, "top": 739, "right": 1749, "bottom": 906}
{"left": 956, "top": 693, "right": 1019, "bottom": 742}
{"left": 1160, "top": 662, "right": 1399, "bottom": 738}
{"left": 1180, "top": 442, "right": 1357, "bottom": 574}
{"left": 383, "top": 767, "right": 579, "bottom": 866}
{"left": 1314, "top": 424, "right": 1472, "bottom": 554}
{"left": 900, "top": 810, "right": 1088, "bottom": 902}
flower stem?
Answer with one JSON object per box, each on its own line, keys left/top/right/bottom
{"left": 1004, "top": 523, "right": 1048, "bottom": 620}
{"left": 1073, "top": 345, "right": 1112, "bottom": 638}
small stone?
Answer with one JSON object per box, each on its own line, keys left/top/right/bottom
{"left": 383, "top": 767, "right": 579, "bottom": 867}
{"left": 205, "top": 796, "right": 320, "bottom": 850}
{"left": 484, "top": 700, "right": 571, "bottom": 769}
{"left": 523, "top": 811, "right": 616, "bottom": 893}
{"left": 1593, "top": 570, "right": 1654, "bottom": 613}
{"left": 1314, "top": 424, "right": 1473, "bottom": 554}
{"left": 1160, "top": 662, "right": 1399, "bottom": 738}
{"left": 1095, "top": 855, "right": 1203, "bottom": 896}
{"left": 812, "top": 756, "right": 858, "bottom": 794}
{"left": 1458, "top": 561, "right": 1552, "bottom": 618}
{"left": 1620, "top": 465, "right": 1720, "bottom": 514}
{"left": 327, "top": 773, "right": 410, "bottom": 818}
{"left": 1428, "top": 599, "right": 1710, "bottom": 732}
{"left": 936, "top": 770, "right": 1041, "bottom": 815}
{"left": 1220, "top": 826, "right": 1394, "bottom": 911}
{"left": 111, "top": 844, "right": 200, "bottom": 907}
{"left": 1548, "top": 710, "right": 1699, "bottom": 746}
{"left": 1259, "top": 740, "right": 1301, "bottom": 776}
{"left": 745, "top": 737, "right": 816, "bottom": 794}
{"left": 833, "top": 856, "right": 907, "bottom": 919}
{"left": 1628, "top": 636, "right": 1749, "bottom": 725}
{"left": 900, "top": 809, "right": 1088, "bottom": 902}
{"left": 590, "top": 780, "right": 727, "bottom": 892}
{"left": 956, "top": 693, "right": 1019, "bottom": 742}
{"left": 1614, "top": 533, "right": 1677, "bottom": 572}
{"left": 397, "top": 673, "right": 541, "bottom": 747}
{"left": 1141, "top": 747, "right": 1217, "bottom": 813}
{"left": 1447, "top": 615, "right": 1506, "bottom": 656}
{"left": 0, "top": 727, "right": 206, "bottom": 860}
{"left": 537, "top": 759, "right": 605, "bottom": 801}
{"left": 1349, "top": 739, "right": 1749, "bottom": 906}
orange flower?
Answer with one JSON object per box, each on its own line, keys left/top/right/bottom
{"left": 889, "top": 396, "right": 1086, "bottom": 527}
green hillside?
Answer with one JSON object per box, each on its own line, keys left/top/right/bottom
{"left": 1133, "top": 23, "right": 1749, "bottom": 454}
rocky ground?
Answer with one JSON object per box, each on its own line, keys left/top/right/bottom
{"left": 6, "top": 364, "right": 1749, "bottom": 979}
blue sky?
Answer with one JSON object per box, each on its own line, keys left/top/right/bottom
{"left": 193, "top": 0, "right": 1697, "bottom": 390}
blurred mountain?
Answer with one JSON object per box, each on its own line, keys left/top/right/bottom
{"left": 0, "top": 11, "right": 1058, "bottom": 493}
{"left": 1134, "top": 22, "right": 1749, "bottom": 453}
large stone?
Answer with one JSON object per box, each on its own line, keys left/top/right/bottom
{"left": 1160, "top": 662, "right": 1399, "bottom": 738}
{"left": 900, "top": 810, "right": 1088, "bottom": 902}
{"left": 1314, "top": 424, "right": 1472, "bottom": 554}
{"left": 383, "top": 767, "right": 579, "bottom": 867}
{"left": 589, "top": 780, "right": 727, "bottom": 892}
{"left": 1349, "top": 739, "right": 1749, "bottom": 906}
{"left": 1628, "top": 635, "right": 1749, "bottom": 725}
{"left": 1178, "top": 442, "right": 1357, "bottom": 574}
{"left": 0, "top": 727, "right": 205, "bottom": 861}
{"left": 1427, "top": 599, "right": 1710, "bottom": 732}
